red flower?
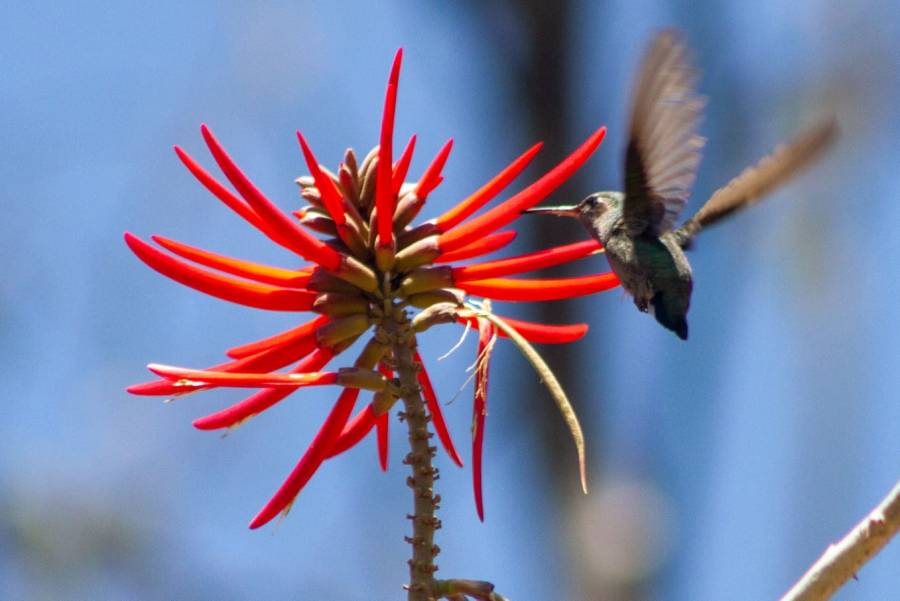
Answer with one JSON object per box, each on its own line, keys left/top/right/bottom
{"left": 471, "top": 315, "right": 496, "bottom": 522}
{"left": 127, "top": 48, "right": 618, "bottom": 528}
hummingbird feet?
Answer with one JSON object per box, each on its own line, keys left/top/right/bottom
{"left": 634, "top": 297, "right": 650, "bottom": 313}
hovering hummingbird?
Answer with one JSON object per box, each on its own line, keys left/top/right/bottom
{"left": 526, "top": 31, "right": 836, "bottom": 340}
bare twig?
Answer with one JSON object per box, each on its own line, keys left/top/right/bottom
{"left": 780, "top": 479, "right": 900, "bottom": 601}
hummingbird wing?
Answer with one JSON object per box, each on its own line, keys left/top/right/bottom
{"left": 623, "top": 31, "right": 705, "bottom": 237}
{"left": 675, "top": 118, "right": 837, "bottom": 247}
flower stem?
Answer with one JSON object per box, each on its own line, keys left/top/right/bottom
{"left": 385, "top": 307, "right": 440, "bottom": 600}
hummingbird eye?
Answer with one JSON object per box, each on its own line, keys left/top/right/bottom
{"left": 582, "top": 194, "right": 606, "bottom": 213}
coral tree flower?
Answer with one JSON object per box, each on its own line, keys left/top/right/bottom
{"left": 126, "top": 49, "right": 618, "bottom": 529}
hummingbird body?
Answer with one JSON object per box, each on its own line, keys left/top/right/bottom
{"left": 568, "top": 191, "right": 694, "bottom": 339}
{"left": 525, "top": 31, "right": 835, "bottom": 339}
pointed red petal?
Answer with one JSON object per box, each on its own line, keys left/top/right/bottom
{"left": 452, "top": 239, "right": 601, "bottom": 282}
{"left": 249, "top": 386, "right": 361, "bottom": 528}
{"left": 434, "top": 230, "right": 517, "bottom": 264}
{"left": 173, "top": 146, "right": 284, "bottom": 243}
{"left": 326, "top": 404, "right": 377, "bottom": 458}
{"left": 129, "top": 332, "right": 322, "bottom": 397}
{"left": 152, "top": 235, "right": 313, "bottom": 288}
{"left": 437, "top": 126, "right": 606, "bottom": 252}
{"left": 296, "top": 132, "right": 346, "bottom": 225}
{"left": 414, "top": 352, "right": 463, "bottom": 467}
{"left": 472, "top": 318, "right": 494, "bottom": 521}
{"left": 192, "top": 349, "right": 335, "bottom": 430}
{"left": 125, "top": 233, "right": 317, "bottom": 311}
{"left": 456, "top": 314, "right": 588, "bottom": 344}
{"left": 415, "top": 139, "right": 453, "bottom": 201}
{"left": 375, "top": 49, "right": 403, "bottom": 246}
{"left": 226, "top": 315, "right": 330, "bottom": 359}
{"left": 457, "top": 272, "right": 619, "bottom": 302}
{"left": 376, "top": 411, "right": 389, "bottom": 471}
{"left": 433, "top": 142, "right": 543, "bottom": 231}
{"left": 148, "top": 363, "right": 338, "bottom": 388}
{"left": 392, "top": 135, "right": 417, "bottom": 194}
{"left": 375, "top": 363, "right": 393, "bottom": 471}
{"left": 200, "top": 124, "right": 342, "bottom": 270}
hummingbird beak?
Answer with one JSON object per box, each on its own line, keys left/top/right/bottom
{"left": 521, "top": 205, "right": 580, "bottom": 219}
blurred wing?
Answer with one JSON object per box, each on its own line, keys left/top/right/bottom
{"left": 687, "top": 118, "right": 837, "bottom": 232}
{"left": 624, "top": 31, "right": 705, "bottom": 237}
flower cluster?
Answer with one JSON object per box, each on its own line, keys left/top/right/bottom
{"left": 126, "top": 49, "right": 617, "bottom": 529}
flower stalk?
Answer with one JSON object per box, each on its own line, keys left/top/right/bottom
{"left": 380, "top": 308, "right": 441, "bottom": 600}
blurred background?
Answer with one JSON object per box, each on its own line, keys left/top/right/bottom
{"left": 2, "top": 2, "right": 898, "bottom": 599}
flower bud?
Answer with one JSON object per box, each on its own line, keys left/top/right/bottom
{"left": 296, "top": 207, "right": 336, "bottom": 235}
{"left": 372, "top": 389, "right": 398, "bottom": 415}
{"left": 338, "top": 163, "right": 359, "bottom": 206}
{"left": 407, "top": 288, "right": 465, "bottom": 309}
{"left": 313, "top": 292, "right": 370, "bottom": 317}
{"left": 335, "top": 221, "right": 368, "bottom": 259}
{"left": 398, "top": 266, "right": 453, "bottom": 297}
{"left": 354, "top": 339, "right": 388, "bottom": 370}
{"left": 398, "top": 221, "right": 440, "bottom": 248}
{"left": 294, "top": 175, "right": 316, "bottom": 188}
{"left": 394, "top": 235, "right": 440, "bottom": 273}
{"left": 358, "top": 155, "right": 378, "bottom": 209}
{"left": 316, "top": 314, "right": 372, "bottom": 348}
{"left": 307, "top": 269, "right": 363, "bottom": 294}
{"left": 331, "top": 255, "right": 378, "bottom": 293}
{"left": 336, "top": 367, "right": 388, "bottom": 392}
{"left": 411, "top": 302, "right": 461, "bottom": 333}
{"left": 393, "top": 192, "right": 425, "bottom": 231}
{"left": 300, "top": 187, "right": 323, "bottom": 205}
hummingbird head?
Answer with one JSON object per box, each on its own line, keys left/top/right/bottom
{"left": 523, "top": 192, "right": 619, "bottom": 222}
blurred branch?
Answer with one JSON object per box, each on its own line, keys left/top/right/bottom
{"left": 780, "top": 480, "right": 900, "bottom": 601}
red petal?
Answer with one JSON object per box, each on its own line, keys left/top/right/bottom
{"left": 192, "top": 348, "right": 334, "bottom": 430}
{"left": 392, "top": 135, "right": 417, "bottom": 194}
{"left": 125, "top": 233, "right": 317, "bottom": 311}
{"left": 152, "top": 235, "right": 313, "bottom": 288}
{"left": 173, "top": 146, "right": 286, "bottom": 245}
{"left": 433, "top": 142, "right": 543, "bottom": 231}
{"left": 437, "top": 126, "right": 606, "bottom": 252}
{"left": 472, "top": 317, "right": 494, "bottom": 521}
{"left": 414, "top": 352, "right": 463, "bottom": 467}
{"left": 456, "top": 314, "right": 588, "bottom": 344}
{"left": 200, "top": 124, "right": 342, "bottom": 270}
{"left": 226, "top": 315, "right": 330, "bottom": 359}
{"left": 249, "top": 386, "right": 361, "bottom": 528}
{"left": 326, "top": 404, "right": 377, "bottom": 458}
{"left": 376, "top": 411, "right": 389, "bottom": 471}
{"left": 375, "top": 49, "right": 403, "bottom": 246}
{"left": 129, "top": 332, "right": 322, "bottom": 396}
{"left": 296, "top": 132, "right": 346, "bottom": 225}
{"left": 415, "top": 139, "right": 453, "bottom": 201}
{"left": 457, "top": 272, "right": 619, "bottom": 302}
{"left": 147, "top": 364, "right": 338, "bottom": 388}
{"left": 434, "top": 230, "right": 517, "bottom": 264}
{"left": 375, "top": 363, "right": 392, "bottom": 471}
{"left": 452, "top": 239, "right": 602, "bottom": 282}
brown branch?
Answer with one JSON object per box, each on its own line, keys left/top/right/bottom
{"left": 384, "top": 307, "right": 440, "bottom": 601}
{"left": 780, "top": 479, "right": 900, "bottom": 601}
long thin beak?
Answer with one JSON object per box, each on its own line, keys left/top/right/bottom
{"left": 521, "top": 205, "right": 580, "bottom": 218}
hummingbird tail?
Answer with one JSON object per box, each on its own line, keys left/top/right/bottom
{"left": 651, "top": 293, "right": 689, "bottom": 340}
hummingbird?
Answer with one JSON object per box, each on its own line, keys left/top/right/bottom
{"left": 525, "top": 31, "right": 836, "bottom": 340}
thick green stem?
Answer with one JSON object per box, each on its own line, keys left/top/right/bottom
{"left": 384, "top": 308, "right": 440, "bottom": 600}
